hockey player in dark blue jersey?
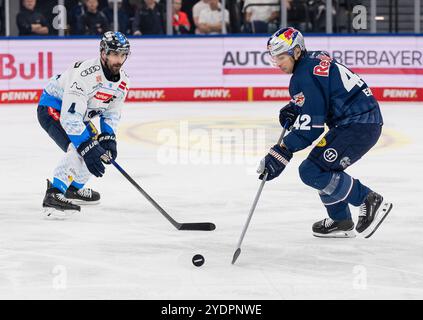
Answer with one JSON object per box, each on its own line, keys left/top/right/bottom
{"left": 259, "top": 27, "right": 392, "bottom": 238}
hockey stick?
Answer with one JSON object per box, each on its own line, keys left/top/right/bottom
{"left": 111, "top": 159, "right": 216, "bottom": 231}
{"left": 232, "top": 126, "right": 288, "bottom": 264}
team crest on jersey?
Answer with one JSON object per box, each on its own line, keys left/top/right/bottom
{"left": 317, "top": 137, "right": 327, "bottom": 147}
{"left": 292, "top": 92, "right": 305, "bottom": 107}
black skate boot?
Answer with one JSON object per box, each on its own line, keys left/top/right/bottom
{"left": 42, "top": 180, "right": 81, "bottom": 219}
{"left": 65, "top": 185, "right": 100, "bottom": 205}
{"left": 356, "top": 192, "right": 393, "bottom": 238}
{"left": 312, "top": 218, "right": 356, "bottom": 238}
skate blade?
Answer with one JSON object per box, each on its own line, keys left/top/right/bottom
{"left": 66, "top": 199, "right": 100, "bottom": 205}
{"left": 361, "top": 202, "right": 393, "bottom": 239}
{"left": 313, "top": 229, "right": 356, "bottom": 238}
{"left": 42, "top": 207, "right": 79, "bottom": 220}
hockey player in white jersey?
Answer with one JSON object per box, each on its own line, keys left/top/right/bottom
{"left": 37, "top": 31, "right": 130, "bottom": 218}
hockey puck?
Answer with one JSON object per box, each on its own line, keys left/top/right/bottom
{"left": 192, "top": 254, "right": 205, "bottom": 267}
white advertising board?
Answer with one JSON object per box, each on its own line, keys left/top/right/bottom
{"left": 0, "top": 36, "right": 422, "bottom": 103}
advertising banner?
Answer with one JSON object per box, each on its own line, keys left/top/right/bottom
{"left": 0, "top": 36, "right": 422, "bottom": 103}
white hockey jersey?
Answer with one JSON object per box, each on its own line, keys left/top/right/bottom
{"left": 39, "top": 57, "right": 129, "bottom": 148}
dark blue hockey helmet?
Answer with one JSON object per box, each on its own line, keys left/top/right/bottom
{"left": 100, "top": 31, "right": 130, "bottom": 55}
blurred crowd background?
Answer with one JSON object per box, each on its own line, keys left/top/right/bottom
{"left": 0, "top": 0, "right": 421, "bottom": 36}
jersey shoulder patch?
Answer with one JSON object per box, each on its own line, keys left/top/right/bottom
{"left": 291, "top": 91, "right": 305, "bottom": 107}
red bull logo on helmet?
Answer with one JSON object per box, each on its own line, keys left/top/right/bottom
{"left": 277, "top": 28, "right": 295, "bottom": 45}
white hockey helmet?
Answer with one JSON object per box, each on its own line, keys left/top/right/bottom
{"left": 267, "top": 27, "right": 306, "bottom": 60}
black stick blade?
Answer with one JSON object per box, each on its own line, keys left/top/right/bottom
{"left": 178, "top": 222, "right": 216, "bottom": 231}
{"left": 232, "top": 248, "right": 241, "bottom": 265}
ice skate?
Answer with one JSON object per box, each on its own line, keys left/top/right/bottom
{"left": 42, "top": 180, "right": 81, "bottom": 219}
{"left": 65, "top": 185, "right": 100, "bottom": 205}
{"left": 312, "top": 218, "right": 356, "bottom": 238}
{"left": 356, "top": 192, "right": 393, "bottom": 238}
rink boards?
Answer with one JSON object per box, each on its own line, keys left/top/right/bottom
{"left": 0, "top": 36, "right": 422, "bottom": 103}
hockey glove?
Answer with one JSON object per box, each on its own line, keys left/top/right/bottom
{"left": 279, "top": 102, "right": 300, "bottom": 130}
{"left": 77, "top": 139, "right": 108, "bottom": 177}
{"left": 258, "top": 145, "right": 292, "bottom": 181}
{"left": 98, "top": 133, "right": 117, "bottom": 164}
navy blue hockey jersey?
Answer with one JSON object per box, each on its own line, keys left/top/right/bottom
{"left": 283, "top": 51, "right": 383, "bottom": 153}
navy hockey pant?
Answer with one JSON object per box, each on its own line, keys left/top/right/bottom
{"left": 37, "top": 105, "right": 98, "bottom": 192}
{"left": 298, "top": 123, "right": 382, "bottom": 221}
{"left": 37, "top": 105, "right": 71, "bottom": 152}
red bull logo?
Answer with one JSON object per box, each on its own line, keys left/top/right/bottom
{"left": 292, "top": 92, "right": 305, "bottom": 107}
{"left": 0, "top": 52, "right": 53, "bottom": 80}
{"left": 278, "top": 28, "right": 295, "bottom": 45}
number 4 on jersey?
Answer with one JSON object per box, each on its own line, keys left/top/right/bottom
{"left": 293, "top": 114, "right": 311, "bottom": 130}
{"left": 336, "top": 63, "right": 364, "bottom": 92}
{"left": 68, "top": 102, "right": 76, "bottom": 114}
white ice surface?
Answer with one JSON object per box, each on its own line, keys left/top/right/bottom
{"left": 0, "top": 102, "right": 422, "bottom": 300}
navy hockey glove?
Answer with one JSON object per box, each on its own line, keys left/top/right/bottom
{"left": 258, "top": 145, "right": 292, "bottom": 181}
{"left": 77, "top": 139, "right": 108, "bottom": 177}
{"left": 279, "top": 103, "right": 300, "bottom": 130}
{"left": 98, "top": 133, "right": 117, "bottom": 164}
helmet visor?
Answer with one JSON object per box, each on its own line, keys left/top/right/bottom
{"left": 107, "top": 46, "right": 130, "bottom": 56}
{"left": 268, "top": 51, "right": 290, "bottom": 67}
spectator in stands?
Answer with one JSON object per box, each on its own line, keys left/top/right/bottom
{"left": 133, "top": 0, "right": 165, "bottom": 35}
{"left": 101, "top": 0, "right": 130, "bottom": 33}
{"left": 38, "top": 0, "right": 62, "bottom": 35}
{"left": 308, "top": 0, "right": 336, "bottom": 32}
{"left": 79, "top": 0, "right": 109, "bottom": 35}
{"left": 192, "top": 0, "right": 210, "bottom": 34}
{"left": 69, "top": 0, "right": 86, "bottom": 34}
{"left": 242, "top": 0, "right": 279, "bottom": 33}
{"left": 16, "top": 0, "right": 49, "bottom": 36}
{"left": 129, "top": 0, "right": 144, "bottom": 11}
{"left": 173, "top": 0, "right": 190, "bottom": 34}
{"left": 197, "top": 0, "right": 229, "bottom": 34}
{"left": 286, "top": 0, "right": 310, "bottom": 31}
{"left": 125, "top": 0, "right": 142, "bottom": 27}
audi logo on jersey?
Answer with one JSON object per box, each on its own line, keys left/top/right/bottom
{"left": 80, "top": 65, "right": 101, "bottom": 77}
